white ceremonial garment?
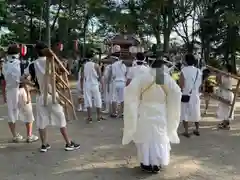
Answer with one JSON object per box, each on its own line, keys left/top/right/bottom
{"left": 83, "top": 61, "right": 102, "bottom": 108}
{"left": 217, "top": 75, "right": 234, "bottom": 120}
{"left": 126, "top": 64, "right": 150, "bottom": 81}
{"left": 122, "top": 69, "right": 182, "bottom": 166}
{"left": 18, "top": 88, "right": 34, "bottom": 123}
{"left": 29, "top": 57, "right": 67, "bottom": 129}
{"left": 180, "top": 66, "right": 202, "bottom": 122}
{"left": 112, "top": 60, "right": 127, "bottom": 103}
{"left": 2, "top": 56, "right": 21, "bottom": 123}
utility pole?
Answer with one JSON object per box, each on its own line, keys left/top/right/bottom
{"left": 46, "top": 0, "right": 51, "bottom": 47}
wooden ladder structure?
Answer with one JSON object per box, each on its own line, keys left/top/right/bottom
{"left": 207, "top": 65, "right": 240, "bottom": 119}
{"left": 42, "top": 48, "right": 78, "bottom": 121}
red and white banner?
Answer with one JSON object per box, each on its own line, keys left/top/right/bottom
{"left": 20, "top": 44, "right": 27, "bottom": 56}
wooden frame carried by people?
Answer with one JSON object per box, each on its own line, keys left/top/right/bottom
{"left": 206, "top": 65, "right": 240, "bottom": 119}
{"left": 42, "top": 48, "right": 78, "bottom": 121}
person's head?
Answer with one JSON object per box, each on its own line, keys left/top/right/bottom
{"left": 7, "top": 44, "right": 19, "bottom": 56}
{"left": 225, "top": 64, "right": 233, "bottom": 73}
{"left": 185, "top": 53, "right": 196, "bottom": 66}
{"left": 85, "top": 50, "right": 95, "bottom": 59}
{"left": 35, "top": 42, "right": 48, "bottom": 57}
{"left": 135, "top": 52, "right": 145, "bottom": 65}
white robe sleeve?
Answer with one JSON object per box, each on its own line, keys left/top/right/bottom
{"left": 165, "top": 74, "right": 182, "bottom": 144}
{"left": 122, "top": 76, "right": 142, "bottom": 145}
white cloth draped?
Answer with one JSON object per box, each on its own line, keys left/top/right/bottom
{"left": 122, "top": 68, "right": 181, "bottom": 166}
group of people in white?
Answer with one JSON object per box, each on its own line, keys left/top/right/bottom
{"left": 2, "top": 42, "right": 80, "bottom": 152}
{"left": 76, "top": 49, "right": 234, "bottom": 173}
{"left": 1, "top": 42, "right": 234, "bottom": 174}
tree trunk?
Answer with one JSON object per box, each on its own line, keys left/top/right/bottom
{"left": 163, "top": 0, "right": 173, "bottom": 53}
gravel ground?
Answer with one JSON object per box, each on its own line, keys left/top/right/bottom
{"left": 0, "top": 93, "right": 240, "bottom": 180}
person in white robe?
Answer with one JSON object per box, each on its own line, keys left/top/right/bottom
{"left": 2, "top": 44, "right": 38, "bottom": 143}
{"left": 179, "top": 54, "right": 202, "bottom": 138}
{"left": 111, "top": 57, "right": 127, "bottom": 118}
{"left": 80, "top": 51, "right": 104, "bottom": 123}
{"left": 126, "top": 52, "right": 149, "bottom": 86}
{"left": 217, "top": 64, "right": 234, "bottom": 130}
{"left": 23, "top": 42, "right": 80, "bottom": 152}
{"left": 122, "top": 59, "right": 181, "bottom": 173}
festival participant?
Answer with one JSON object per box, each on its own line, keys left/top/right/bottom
{"left": 2, "top": 44, "right": 38, "bottom": 143}
{"left": 23, "top": 42, "right": 80, "bottom": 152}
{"left": 180, "top": 54, "right": 202, "bottom": 138}
{"left": 126, "top": 52, "right": 149, "bottom": 86}
{"left": 76, "top": 60, "right": 87, "bottom": 112}
{"left": 81, "top": 51, "right": 104, "bottom": 123}
{"left": 122, "top": 58, "right": 181, "bottom": 173}
{"left": 217, "top": 64, "right": 234, "bottom": 130}
{"left": 104, "top": 55, "right": 118, "bottom": 116}
{"left": 111, "top": 55, "right": 127, "bottom": 118}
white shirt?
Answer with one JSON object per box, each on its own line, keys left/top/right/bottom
{"left": 127, "top": 65, "right": 149, "bottom": 80}
{"left": 2, "top": 55, "right": 21, "bottom": 89}
{"left": 111, "top": 60, "right": 127, "bottom": 82}
{"left": 181, "top": 66, "right": 202, "bottom": 95}
{"left": 84, "top": 61, "right": 99, "bottom": 86}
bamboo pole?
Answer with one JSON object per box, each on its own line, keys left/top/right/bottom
{"left": 51, "top": 57, "right": 56, "bottom": 104}
{"left": 43, "top": 59, "right": 50, "bottom": 106}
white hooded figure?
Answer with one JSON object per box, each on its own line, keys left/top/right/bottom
{"left": 122, "top": 59, "right": 181, "bottom": 173}
{"left": 3, "top": 47, "right": 38, "bottom": 143}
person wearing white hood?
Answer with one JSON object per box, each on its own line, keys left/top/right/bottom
{"left": 2, "top": 44, "right": 38, "bottom": 143}
{"left": 23, "top": 42, "right": 80, "bottom": 152}
{"left": 122, "top": 58, "right": 181, "bottom": 173}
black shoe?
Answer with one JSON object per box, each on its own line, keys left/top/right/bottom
{"left": 40, "top": 144, "right": 51, "bottom": 153}
{"left": 182, "top": 132, "right": 191, "bottom": 138}
{"left": 193, "top": 130, "right": 200, "bottom": 136}
{"left": 152, "top": 165, "right": 160, "bottom": 173}
{"left": 65, "top": 141, "right": 80, "bottom": 151}
{"left": 140, "top": 163, "right": 152, "bottom": 172}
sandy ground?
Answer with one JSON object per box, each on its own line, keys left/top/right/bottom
{"left": 0, "top": 91, "right": 240, "bottom": 180}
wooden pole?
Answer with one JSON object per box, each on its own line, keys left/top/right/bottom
{"left": 43, "top": 59, "right": 50, "bottom": 106}
{"left": 51, "top": 56, "right": 56, "bottom": 103}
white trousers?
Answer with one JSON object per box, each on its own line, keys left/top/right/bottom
{"left": 6, "top": 88, "right": 19, "bottom": 123}
{"left": 113, "top": 81, "right": 125, "bottom": 103}
{"left": 36, "top": 94, "right": 67, "bottom": 129}
{"left": 84, "top": 84, "right": 102, "bottom": 108}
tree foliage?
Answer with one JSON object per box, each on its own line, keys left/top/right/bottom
{"left": 0, "top": 0, "right": 240, "bottom": 68}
